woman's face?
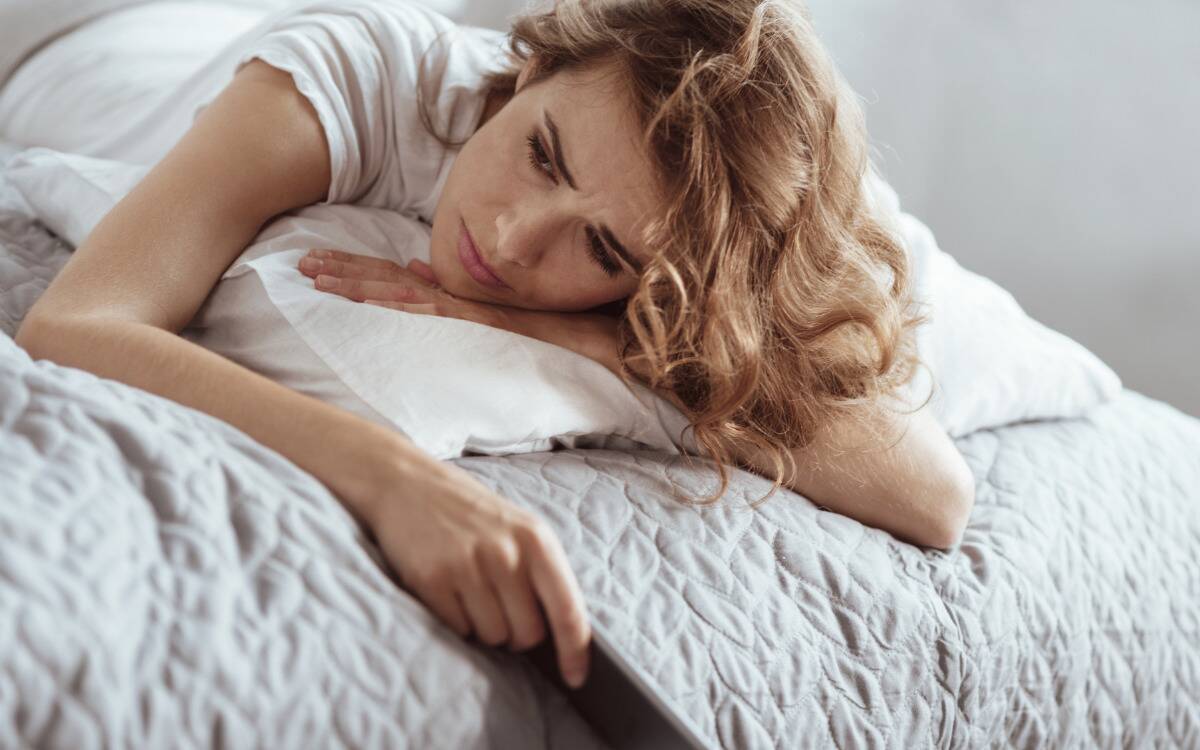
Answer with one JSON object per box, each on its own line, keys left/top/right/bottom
{"left": 429, "top": 59, "right": 661, "bottom": 312}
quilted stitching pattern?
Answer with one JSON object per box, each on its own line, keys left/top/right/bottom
{"left": 0, "top": 327, "right": 610, "bottom": 749}
{"left": 0, "top": 150, "right": 607, "bottom": 750}
{"left": 460, "top": 393, "right": 1200, "bottom": 749}
{"left": 3, "top": 144, "right": 1198, "bottom": 749}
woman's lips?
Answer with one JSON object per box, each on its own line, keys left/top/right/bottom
{"left": 458, "top": 221, "right": 509, "bottom": 290}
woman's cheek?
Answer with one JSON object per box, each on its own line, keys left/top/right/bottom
{"left": 560, "top": 287, "right": 617, "bottom": 313}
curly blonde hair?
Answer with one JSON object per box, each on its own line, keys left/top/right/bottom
{"left": 479, "top": 0, "right": 927, "bottom": 505}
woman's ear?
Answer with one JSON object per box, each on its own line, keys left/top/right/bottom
{"left": 514, "top": 53, "right": 544, "bottom": 93}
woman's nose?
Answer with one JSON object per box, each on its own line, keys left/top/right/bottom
{"left": 493, "top": 203, "right": 554, "bottom": 268}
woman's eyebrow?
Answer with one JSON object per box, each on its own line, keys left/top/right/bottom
{"left": 544, "top": 111, "right": 578, "bottom": 189}
{"left": 545, "top": 110, "right": 644, "bottom": 273}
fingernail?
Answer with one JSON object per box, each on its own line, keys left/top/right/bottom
{"left": 299, "top": 258, "right": 321, "bottom": 271}
{"left": 316, "top": 275, "right": 337, "bottom": 290}
{"left": 311, "top": 250, "right": 332, "bottom": 259}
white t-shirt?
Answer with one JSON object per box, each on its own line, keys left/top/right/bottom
{"left": 210, "top": 0, "right": 509, "bottom": 223}
{"left": 1, "top": 0, "right": 509, "bottom": 226}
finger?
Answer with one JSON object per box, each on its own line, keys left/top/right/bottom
{"left": 406, "top": 259, "right": 440, "bottom": 286}
{"left": 314, "top": 275, "right": 437, "bottom": 303}
{"left": 411, "top": 579, "right": 472, "bottom": 638}
{"left": 524, "top": 525, "right": 592, "bottom": 689}
{"left": 487, "top": 559, "right": 546, "bottom": 653}
{"left": 307, "top": 248, "right": 403, "bottom": 271}
{"left": 456, "top": 577, "right": 510, "bottom": 648}
{"left": 306, "top": 249, "right": 438, "bottom": 289}
{"left": 300, "top": 256, "right": 403, "bottom": 282}
{"left": 364, "top": 301, "right": 442, "bottom": 317}
{"left": 301, "top": 254, "right": 436, "bottom": 288}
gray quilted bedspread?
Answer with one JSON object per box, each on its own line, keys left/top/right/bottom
{"left": 0, "top": 145, "right": 606, "bottom": 749}
{"left": 2, "top": 142, "right": 1199, "bottom": 749}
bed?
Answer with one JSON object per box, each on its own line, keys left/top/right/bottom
{"left": 2, "top": 132, "right": 1199, "bottom": 749}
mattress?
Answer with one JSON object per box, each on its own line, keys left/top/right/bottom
{"left": 2, "top": 141, "right": 1199, "bottom": 748}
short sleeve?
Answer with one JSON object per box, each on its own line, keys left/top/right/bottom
{"left": 228, "top": 0, "right": 506, "bottom": 213}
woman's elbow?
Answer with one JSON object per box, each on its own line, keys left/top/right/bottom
{"left": 14, "top": 315, "right": 51, "bottom": 359}
{"left": 927, "top": 460, "right": 977, "bottom": 550}
{"left": 15, "top": 313, "right": 108, "bottom": 363}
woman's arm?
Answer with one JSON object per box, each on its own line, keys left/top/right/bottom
{"left": 589, "top": 335, "right": 976, "bottom": 547}
{"left": 590, "top": 332, "right": 976, "bottom": 549}
{"left": 302, "top": 251, "right": 975, "bottom": 549}
{"left": 729, "top": 401, "right": 976, "bottom": 550}
{"left": 18, "top": 315, "right": 593, "bottom": 685}
{"left": 14, "top": 58, "right": 381, "bottom": 501}
{"left": 17, "top": 60, "right": 328, "bottom": 333}
{"left": 14, "top": 61, "right": 593, "bottom": 688}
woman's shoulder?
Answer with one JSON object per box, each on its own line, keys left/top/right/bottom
{"left": 256, "top": 0, "right": 508, "bottom": 128}
{"left": 265, "top": 0, "right": 505, "bottom": 61}
{"left": 235, "top": 0, "right": 507, "bottom": 210}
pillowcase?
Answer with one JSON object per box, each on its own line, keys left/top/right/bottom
{"left": 0, "top": 1, "right": 299, "bottom": 87}
{"left": 0, "top": 0, "right": 150, "bottom": 86}
{"left": 6, "top": 146, "right": 1122, "bottom": 454}
{"left": 2, "top": 148, "right": 145, "bottom": 247}
{"left": 0, "top": 2, "right": 272, "bottom": 159}
{"left": 860, "top": 172, "right": 1122, "bottom": 436}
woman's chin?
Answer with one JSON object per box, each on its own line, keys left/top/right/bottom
{"left": 428, "top": 255, "right": 465, "bottom": 294}
{"left": 440, "top": 271, "right": 501, "bottom": 305}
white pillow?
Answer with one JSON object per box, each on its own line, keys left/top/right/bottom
{"left": 1, "top": 0, "right": 150, "bottom": 86}
{"left": 861, "top": 172, "right": 1122, "bottom": 437}
{"left": 2, "top": 148, "right": 145, "bottom": 247}
{"left": 6, "top": 147, "right": 694, "bottom": 458}
{"left": 7, "top": 147, "right": 1122, "bottom": 451}
{"left": 0, "top": 2, "right": 272, "bottom": 159}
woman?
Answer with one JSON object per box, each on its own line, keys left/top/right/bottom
{"left": 13, "top": 0, "right": 974, "bottom": 691}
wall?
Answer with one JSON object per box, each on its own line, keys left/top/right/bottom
{"left": 801, "top": 0, "right": 1200, "bottom": 417}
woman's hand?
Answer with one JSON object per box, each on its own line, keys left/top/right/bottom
{"left": 298, "top": 248, "right": 510, "bottom": 329}
{"left": 298, "top": 249, "right": 624, "bottom": 373}
{"left": 299, "top": 249, "right": 594, "bottom": 685}
{"left": 361, "top": 451, "right": 593, "bottom": 689}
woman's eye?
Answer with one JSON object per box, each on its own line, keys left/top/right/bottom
{"left": 587, "top": 228, "right": 621, "bottom": 278}
{"left": 526, "top": 134, "right": 555, "bottom": 181}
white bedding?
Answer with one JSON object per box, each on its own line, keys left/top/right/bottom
{"left": 0, "top": 1, "right": 290, "bottom": 164}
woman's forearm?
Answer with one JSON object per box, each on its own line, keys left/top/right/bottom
{"left": 14, "top": 316, "right": 433, "bottom": 525}
{"left": 15, "top": 316, "right": 601, "bottom": 682}
{"left": 407, "top": 304, "right": 973, "bottom": 547}
{"left": 564, "top": 318, "right": 974, "bottom": 548}
{"left": 735, "top": 408, "right": 976, "bottom": 549}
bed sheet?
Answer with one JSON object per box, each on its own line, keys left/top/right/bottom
{"left": 2, "top": 143, "right": 1199, "bottom": 749}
